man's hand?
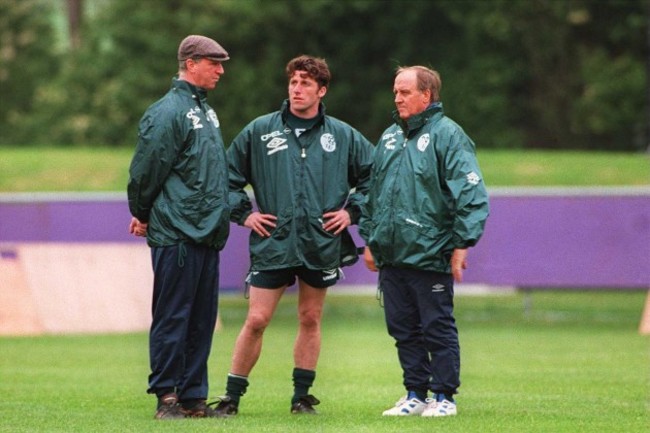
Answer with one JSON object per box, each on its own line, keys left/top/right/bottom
{"left": 363, "top": 246, "right": 378, "bottom": 272}
{"left": 451, "top": 248, "right": 468, "bottom": 282}
{"left": 322, "top": 209, "right": 351, "bottom": 235}
{"left": 128, "top": 217, "right": 148, "bottom": 237}
{"left": 244, "top": 212, "right": 277, "bottom": 237}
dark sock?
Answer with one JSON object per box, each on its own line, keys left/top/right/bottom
{"left": 292, "top": 368, "right": 316, "bottom": 403}
{"left": 407, "top": 389, "right": 427, "bottom": 402}
{"left": 225, "top": 373, "right": 249, "bottom": 405}
{"left": 435, "top": 392, "right": 455, "bottom": 402}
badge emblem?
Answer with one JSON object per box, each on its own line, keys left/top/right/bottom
{"left": 417, "top": 133, "right": 430, "bottom": 152}
{"left": 320, "top": 133, "right": 336, "bottom": 152}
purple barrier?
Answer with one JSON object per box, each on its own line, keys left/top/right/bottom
{"left": 468, "top": 188, "right": 650, "bottom": 288}
{"left": 0, "top": 195, "right": 136, "bottom": 243}
{"left": 1, "top": 189, "right": 649, "bottom": 289}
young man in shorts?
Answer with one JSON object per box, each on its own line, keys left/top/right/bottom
{"left": 213, "top": 55, "right": 373, "bottom": 416}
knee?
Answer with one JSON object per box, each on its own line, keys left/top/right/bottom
{"left": 298, "top": 308, "right": 322, "bottom": 329}
{"left": 244, "top": 312, "right": 272, "bottom": 334}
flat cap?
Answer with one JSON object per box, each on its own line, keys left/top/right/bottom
{"left": 178, "top": 35, "right": 229, "bottom": 61}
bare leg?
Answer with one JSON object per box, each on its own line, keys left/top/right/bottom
{"left": 293, "top": 280, "right": 327, "bottom": 370}
{"left": 230, "top": 285, "right": 286, "bottom": 376}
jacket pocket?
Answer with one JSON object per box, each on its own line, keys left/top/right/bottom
{"left": 391, "top": 212, "right": 449, "bottom": 266}
{"left": 300, "top": 214, "right": 339, "bottom": 267}
{"left": 249, "top": 215, "right": 292, "bottom": 266}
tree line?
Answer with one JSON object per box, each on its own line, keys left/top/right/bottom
{"left": 0, "top": 0, "right": 647, "bottom": 151}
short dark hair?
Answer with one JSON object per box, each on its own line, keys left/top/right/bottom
{"left": 286, "top": 55, "right": 331, "bottom": 88}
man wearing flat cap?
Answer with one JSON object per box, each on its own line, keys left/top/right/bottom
{"left": 178, "top": 34, "right": 230, "bottom": 62}
{"left": 128, "top": 34, "right": 231, "bottom": 420}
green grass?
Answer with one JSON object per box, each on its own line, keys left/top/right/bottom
{"left": 0, "top": 146, "right": 133, "bottom": 192}
{"left": 0, "top": 146, "right": 648, "bottom": 191}
{"left": 478, "top": 149, "right": 650, "bottom": 187}
{"left": 0, "top": 146, "right": 648, "bottom": 431}
{"left": 1, "top": 291, "right": 648, "bottom": 433}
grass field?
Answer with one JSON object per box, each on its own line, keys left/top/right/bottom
{"left": 0, "top": 146, "right": 648, "bottom": 191}
{"left": 0, "top": 291, "right": 648, "bottom": 433}
{"left": 0, "top": 148, "right": 648, "bottom": 432}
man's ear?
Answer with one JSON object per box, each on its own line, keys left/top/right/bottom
{"left": 318, "top": 86, "right": 327, "bottom": 98}
{"left": 186, "top": 58, "right": 198, "bottom": 72}
{"left": 422, "top": 89, "right": 432, "bottom": 104}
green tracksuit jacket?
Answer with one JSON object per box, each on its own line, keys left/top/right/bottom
{"left": 128, "top": 78, "right": 230, "bottom": 250}
{"left": 228, "top": 100, "right": 373, "bottom": 271}
{"left": 359, "top": 103, "right": 489, "bottom": 273}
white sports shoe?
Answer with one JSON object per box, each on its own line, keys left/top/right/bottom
{"left": 422, "top": 397, "right": 457, "bottom": 417}
{"left": 382, "top": 395, "right": 427, "bottom": 416}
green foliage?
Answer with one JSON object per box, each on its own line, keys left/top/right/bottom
{"left": 20, "top": 0, "right": 199, "bottom": 146}
{"left": 447, "top": 0, "right": 648, "bottom": 150}
{"left": 0, "top": 292, "right": 647, "bottom": 432}
{"left": 0, "top": 0, "right": 61, "bottom": 145}
{"left": 0, "top": 0, "right": 648, "bottom": 150}
{"left": 573, "top": 47, "right": 645, "bottom": 145}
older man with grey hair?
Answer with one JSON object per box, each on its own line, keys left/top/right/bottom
{"left": 360, "top": 65, "right": 489, "bottom": 418}
{"left": 128, "top": 34, "right": 230, "bottom": 420}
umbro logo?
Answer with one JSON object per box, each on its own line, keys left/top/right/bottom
{"left": 431, "top": 284, "right": 445, "bottom": 293}
{"left": 322, "top": 269, "right": 338, "bottom": 281}
{"left": 266, "top": 137, "right": 288, "bottom": 155}
{"left": 466, "top": 171, "right": 481, "bottom": 185}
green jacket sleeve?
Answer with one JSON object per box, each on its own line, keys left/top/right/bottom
{"left": 344, "top": 130, "right": 374, "bottom": 225}
{"left": 358, "top": 141, "right": 380, "bottom": 243}
{"left": 227, "top": 127, "right": 253, "bottom": 225}
{"left": 127, "top": 106, "right": 182, "bottom": 223}
{"left": 441, "top": 131, "right": 489, "bottom": 249}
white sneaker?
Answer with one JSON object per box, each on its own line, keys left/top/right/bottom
{"left": 422, "top": 397, "right": 457, "bottom": 417}
{"left": 382, "top": 395, "right": 427, "bottom": 416}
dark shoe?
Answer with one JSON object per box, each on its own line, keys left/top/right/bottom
{"left": 290, "top": 395, "right": 320, "bottom": 414}
{"left": 155, "top": 393, "right": 185, "bottom": 420}
{"left": 182, "top": 399, "right": 221, "bottom": 418}
{"left": 209, "top": 395, "right": 239, "bottom": 417}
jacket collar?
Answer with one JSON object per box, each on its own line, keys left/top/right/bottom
{"left": 392, "top": 102, "right": 443, "bottom": 136}
{"left": 280, "top": 99, "right": 327, "bottom": 125}
{"left": 172, "top": 77, "right": 208, "bottom": 104}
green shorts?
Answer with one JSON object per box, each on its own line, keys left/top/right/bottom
{"left": 248, "top": 267, "right": 340, "bottom": 289}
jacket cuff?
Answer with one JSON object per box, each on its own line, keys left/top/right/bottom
{"left": 452, "top": 235, "right": 477, "bottom": 249}
{"left": 236, "top": 210, "right": 252, "bottom": 226}
{"left": 345, "top": 205, "right": 361, "bottom": 225}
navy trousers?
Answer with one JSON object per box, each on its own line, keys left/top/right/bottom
{"left": 379, "top": 266, "right": 460, "bottom": 396}
{"left": 147, "top": 243, "right": 220, "bottom": 401}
